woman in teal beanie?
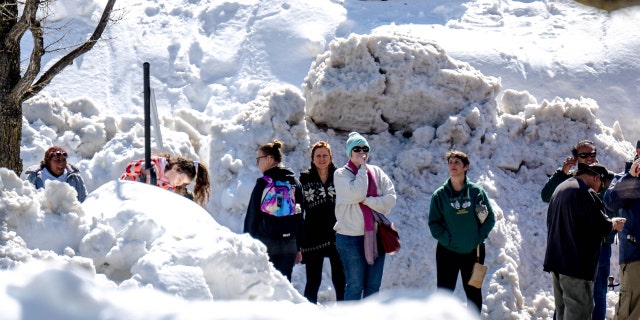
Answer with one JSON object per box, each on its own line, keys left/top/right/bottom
{"left": 334, "top": 132, "right": 396, "bottom": 300}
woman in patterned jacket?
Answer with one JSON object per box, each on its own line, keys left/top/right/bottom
{"left": 299, "top": 141, "right": 345, "bottom": 303}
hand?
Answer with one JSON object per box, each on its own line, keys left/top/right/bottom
{"left": 354, "top": 153, "right": 368, "bottom": 167}
{"left": 294, "top": 251, "right": 303, "bottom": 265}
{"left": 612, "top": 217, "right": 626, "bottom": 232}
{"left": 631, "top": 159, "right": 640, "bottom": 177}
{"left": 562, "top": 157, "right": 576, "bottom": 175}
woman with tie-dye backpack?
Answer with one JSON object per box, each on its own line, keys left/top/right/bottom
{"left": 243, "top": 139, "right": 304, "bottom": 281}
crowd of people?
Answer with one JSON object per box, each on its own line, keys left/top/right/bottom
{"left": 23, "top": 136, "right": 640, "bottom": 318}
{"left": 541, "top": 139, "right": 640, "bottom": 320}
{"left": 241, "top": 133, "right": 492, "bottom": 311}
{"left": 244, "top": 133, "right": 398, "bottom": 302}
{"left": 25, "top": 147, "right": 212, "bottom": 207}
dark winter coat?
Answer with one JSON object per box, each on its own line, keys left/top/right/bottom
{"left": 428, "top": 177, "right": 496, "bottom": 254}
{"left": 25, "top": 164, "right": 87, "bottom": 202}
{"left": 299, "top": 163, "right": 337, "bottom": 253}
{"left": 604, "top": 173, "right": 640, "bottom": 265}
{"left": 541, "top": 168, "right": 617, "bottom": 244}
{"left": 243, "top": 166, "right": 304, "bottom": 248}
{"left": 543, "top": 177, "right": 613, "bottom": 281}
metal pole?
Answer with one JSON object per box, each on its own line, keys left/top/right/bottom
{"left": 143, "top": 62, "right": 156, "bottom": 185}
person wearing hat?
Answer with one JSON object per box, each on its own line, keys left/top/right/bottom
{"left": 333, "top": 132, "right": 396, "bottom": 300}
{"left": 544, "top": 163, "right": 626, "bottom": 320}
{"left": 25, "top": 146, "right": 88, "bottom": 202}
{"left": 604, "top": 157, "right": 640, "bottom": 320}
{"left": 540, "top": 139, "right": 617, "bottom": 320}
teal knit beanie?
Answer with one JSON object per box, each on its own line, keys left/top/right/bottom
{"left": 345, "top": 132, "right": 370, "bottom": 158}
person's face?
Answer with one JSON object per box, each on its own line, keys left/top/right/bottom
{"left": 256, "top": 152, "right": 272, "bottom": 173}
{"left": 312, "top": 147, "right": 331, "bottom": 170}
{"left": 575, "top": 144, "right": 597, "bottom": 165}
{"left": 166, "top": 165, "right": 192, "bottom": 187}
{"left": 447, "top": 157, "right": 468, "bottom": 177}
{"left": 349, "top": 145, "right": 369, "bottom": 162}
{"left": 48, "top": 153, "right": 67, "bottom": 177}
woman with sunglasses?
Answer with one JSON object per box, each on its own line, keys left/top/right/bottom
{"left": 299, "top": 141, "right": 345, "bottom": 303}
{"left": 333, "top": 132, "right": 396, "bottom": 301}
{"left": 243, "top": 139, "right": 304, "bottom": 281}
{"left": 120, "top": 153, "right": 211, "bottom": 207}
{"left": 25, "top": 146, "right": 88, "bottom": 202}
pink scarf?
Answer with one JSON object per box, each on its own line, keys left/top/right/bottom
{"left": 347, "top": 160, "right": 379, "bottom": 265}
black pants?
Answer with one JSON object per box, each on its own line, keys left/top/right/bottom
{"left": 436, "top": 243, "right": 485, "bottom": 313}
{"left": 303, "top": 245, "right": 345, "bottom": 303}
{"left": 260, "top": 237, "right": 298, "bottom": 281}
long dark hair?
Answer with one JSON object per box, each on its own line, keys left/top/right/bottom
{"left": 159, "top": 153, "right": 211, "bottom": 207}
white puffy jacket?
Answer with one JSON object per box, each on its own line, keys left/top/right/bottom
{"left": 333, "top": 164, "right": 396, "bottom": 236}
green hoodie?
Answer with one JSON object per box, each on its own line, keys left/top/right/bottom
{"left": 428, "top": 177, "right": 496, "bottom": 254}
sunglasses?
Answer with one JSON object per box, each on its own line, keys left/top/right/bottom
{"left": 577, "top": 152, "right": 597, "bottom": 159}
{"left": 51, "top": 151, "right": 68, "bottom": 158}
{"left": 352, "top": 146, "right": 369, "bottom": 153}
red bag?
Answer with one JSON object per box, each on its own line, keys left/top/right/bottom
{"left": 373, "top": 211, "right": 401, "bottom": 254}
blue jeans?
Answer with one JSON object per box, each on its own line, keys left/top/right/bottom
{"left": 593, "top": 243, "right": 611, "bottom": 320}
{"left": 336, "top": 234, "right": 385, "bottom": 301}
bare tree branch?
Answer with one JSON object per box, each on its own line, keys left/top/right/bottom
{"left": 9, "top": 3, "right": 45, "bottom": 101}
{"left": 20, "top": 0, "right": 117, "bottom": 102}
{"left": 4, "top": 0, "right": 38, "bottom": 53}
{"left": 9, "top": 18, "right": 42, "bottom": 102}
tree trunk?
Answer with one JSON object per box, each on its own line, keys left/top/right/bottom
{"left": 0, "top": 0, "right": 23, "bottom": 174}
{"left": 0, "top": 99, "right": 23, "bottom": 175}
{"left": 0, "top": 0, "right": 116, "bottom": 175}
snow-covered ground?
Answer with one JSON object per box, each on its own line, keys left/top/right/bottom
{"left": 2, "top": 0, "right": 639, "bottom": 319}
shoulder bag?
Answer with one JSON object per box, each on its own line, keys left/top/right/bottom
{"left": 373, "top": 211, "right": 401, "bottom": 255}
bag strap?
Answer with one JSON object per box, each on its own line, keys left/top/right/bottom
{"left": 476, "top": 245, "right": 481, "bottom": 263}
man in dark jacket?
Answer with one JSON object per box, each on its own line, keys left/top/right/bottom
{"left": 540, "top": 139, "right": 617, "bottom": 320}
{"left": 544, "top": 163, "right": 625, "bottom": 320}
{"left": 604, "top": 158, "right": 640, "bottom": 320}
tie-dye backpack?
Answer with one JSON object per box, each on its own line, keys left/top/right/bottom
{"left": 260, "top": 176, "right": 297, "bottom": 217}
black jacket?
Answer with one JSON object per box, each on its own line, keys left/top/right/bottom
{"left": 543, "top": 177, "right": 613, "bottom": 281}
{"left": 244, "top": 166, "right": 304, "bottom": 247}
{"left": 299, "top": 163, "right": 337, "bottom": 252}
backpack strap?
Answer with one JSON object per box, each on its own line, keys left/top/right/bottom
{"left": 260, "top": 175, "right": 273, "bottom": 202}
